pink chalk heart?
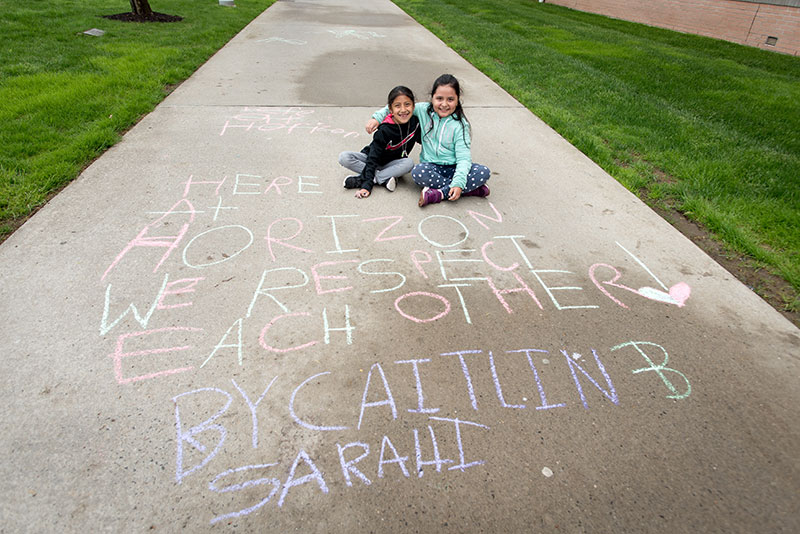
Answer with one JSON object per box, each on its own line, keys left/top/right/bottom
{"left": 637, "top": 282, "right": 691, "bottom": 307}
{"left": 668, "top": 282, "right": 691, "bottom": 307}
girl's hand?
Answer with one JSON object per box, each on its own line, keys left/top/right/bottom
{"left": 448, "top": 187, "right": 462, "bottom": 201}
{"left": 365, "top": 119, "right": 379, "bottom": 134}
{"left": 355, "top": 189, "right": 370, "bottom": 198}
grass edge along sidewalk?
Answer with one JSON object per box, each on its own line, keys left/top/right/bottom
{"left": 393, "top": 0, "right": 800, "bottom": 321}
{"left": 0, "top": 0, "right": 277, "bottom": 235}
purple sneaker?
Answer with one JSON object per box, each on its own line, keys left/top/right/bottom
{"left": 418, "top": 187, "right": 444, "bottom": 207}
{"left": 462, "top": 184, "right": 490, "bottom": 198}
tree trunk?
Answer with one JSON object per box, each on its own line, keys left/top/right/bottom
{"left": 130, "top": 0, "right": 153, "bottom": 17}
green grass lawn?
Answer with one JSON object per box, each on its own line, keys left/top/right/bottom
{"left": 0, "top": 0, "right": 275, "bottom": 234}
{"left": 395, "top": 0, "right": 800, "bottom": 310}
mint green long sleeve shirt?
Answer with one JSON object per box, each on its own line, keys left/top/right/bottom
{"left": 372, "top": 102, "right": 473, "bottom": 190}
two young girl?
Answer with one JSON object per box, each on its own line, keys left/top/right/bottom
{"left": 339, "top": 74, "right": 490, "bottom": 205}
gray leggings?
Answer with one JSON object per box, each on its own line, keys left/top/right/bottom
{"left": 338, "top": 151, "right": 414, "bottom": 185}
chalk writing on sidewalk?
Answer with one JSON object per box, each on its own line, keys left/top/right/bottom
{"left": 220, "top": 107, "right": 359, "bottom": 139}
{"left": 96, "top": 165, "right": 694, "bottom": 524}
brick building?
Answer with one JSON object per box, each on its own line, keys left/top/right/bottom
{"left": 545, "top": 0, "right": 800, "bottom": 55}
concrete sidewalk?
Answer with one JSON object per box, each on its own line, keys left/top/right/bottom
{"left": 1, "top": 0, "right": 798, "bottom": 531}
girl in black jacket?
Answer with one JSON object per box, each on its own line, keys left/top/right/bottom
{"left": 338, "top": 86, "right": 420, "bottom": 198}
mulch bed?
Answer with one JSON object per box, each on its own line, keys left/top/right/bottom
{"left": 103, "top": 12, "right": 183, "bottom": 22}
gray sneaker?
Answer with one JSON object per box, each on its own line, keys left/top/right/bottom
{"left": 385, "top": 176, "right": 397, "bottom": 192}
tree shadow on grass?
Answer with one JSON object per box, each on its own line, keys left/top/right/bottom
{"left": 103, "top": 12, "right": 182, "bottom": 22}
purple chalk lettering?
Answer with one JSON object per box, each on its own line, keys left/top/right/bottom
{"left": 488, "top": 351, "right": 526, "bottom": 409}
{"left": 378, "top": 436, "right": 410, "bottom": 478}
{"left": 395, "top": 359, "right": 440, "bottom": 414}
{"left": 562, "top": 348, "right": 619, "bottom": 409}
{"left": 440, "top": 350, "right": 482, "bottom": 411}
{"left": 337, "top": 442, "right": 372, "bottom": 487}
{"left": 358, "top": 363, "right": 398, "bottom": 429}
{"left": 173, "top": 387, "right": 232, "bottom": 483}
{"left": 509, "top": 349, "right": 566, "bottom": 410}
{"left": 278, "top": 449, "right": 329, "bottom": 507}
{"left": 290, "top": 372, "right": 349, "bottom": 431}
{"left": 208, "top": 463, "right": 280, "bottom": 524}
{"left": 233, "top": 376, "right": 279, "bottom": 448}
{"left": 413, "top": 425, "right": 453, "bottom": 477}
{"left": 429, "top": 416, "right": 490, "bottom": 472}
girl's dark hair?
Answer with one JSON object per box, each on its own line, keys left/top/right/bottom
{"left": 424, "top": 74, "right": 469, "bottom": 141}
{"left": 388, "top": 85, "right": 415, "bottom": 106}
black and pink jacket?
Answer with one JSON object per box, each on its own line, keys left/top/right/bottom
{"left": 355, "top": 114, "right": 420, "bottom": 192}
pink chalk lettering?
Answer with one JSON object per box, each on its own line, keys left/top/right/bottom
{"left": 429, "top": 416, "right": 490, "bottom": 472}
{"left": 102, "top": 198, "right": 196, "bottom": 281}
{"left": 322, "top": 305, "right": 354, "bottom": 345}
{"left": 311, "top": 260, "right": 357, "bottom": 295}
{"left": 480, "top": 240, "right": 518, "bottom": 272}
{"left": 157, "top": 277, "right": 205, "bottom": 310}
{"left": 561, "top": 349, "right": 619, "bottom": 409}
{"left": 337, "top": 442, "right": 372, "bottom": 487}
{"left": 357, "top": 259, "right": 406, "bottom": 293}
{"left": 100, "top": 274, "right": 169, "bottom": 336}
{"left": 378, "top": 436, "right": 410, "bottom": 479}
{"left": 410, "top": 250, "right": 433, "bottom": 279}
{"left": 246, "top": 267, "right": 309, "bottom": 316}
{"left": 208, "top": 463, "right": 281, "bottom": 524}
{"left": 588, "top": 263, "right": 637, "bottom": 308}
{"left": 394, "top": 291, "right": 450, "bottom": 323}
{"left": 110, "top": 326, "right": 200, "bottom": 384}
{"left": 233, "top": 376, "right": 279, "bottom": 448}
{"left": 413, "top": 425, "right": 453, "bottom": 477}
{"left": 492, "top": 235, "right": 534, "bottom": 270}
{"left": 363, "top": 216, "right": 415, "bottom": 242}
{"left": 485, "top": 272, "right": 543, "bottom": 314}
{"left": 358, "top": 363, "right": 398, "bottom": 429}
{"left": 264, "top": 175, "right": 293, "bottom": 195}
{"left": 265, "top": 217, "right": 313, "bottom": 262}
{"left": 278, "top": 449, "right": 329, "bottom": 507}
{"left": 259, "top": 312, "right": 318, "bottom": 353}
{"left": 173, "top": 387, "right": 232, "bottom": 483}
{"left": 290, "top": 372, "right": 349, "bottom": 431}
{"left": 531, "top": 269, "right": 599, "bottom": 310}
{"left": 181, "top": 174, "right": 226, "bottom": 198}
{"left": 201, "top": 317, "right": 243, "bottom": 368}
{"left": 466, "top": 201, "right": 503, "bottom": 230}
{"left": 395, "top": 359, "right": 439, "bottom": 414}
{"left": 440, "top": 350, "right": 482, "bottom": 411}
